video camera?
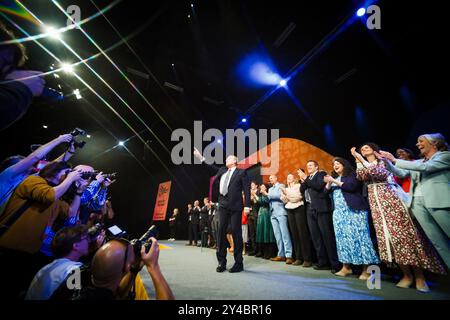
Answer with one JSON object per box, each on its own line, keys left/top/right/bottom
{"left": 70, "top": 128, "right": 86, "bottom": 149}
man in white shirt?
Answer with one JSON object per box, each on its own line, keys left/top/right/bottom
{"left": 26, "top": 225, "right": 90, "bottom": 300}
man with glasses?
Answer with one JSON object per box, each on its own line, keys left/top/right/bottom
{"left": 26, "top": 225, "right": 92, "bottom": 300}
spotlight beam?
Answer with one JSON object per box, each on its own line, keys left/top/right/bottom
{"left": 0, "top": 0, "right": 122, "bottom": 45}
{"left": 2, "top": 11, "right": 179, "bottom": 184}
{"left": 51, "top": 0, "right": 172, "bottom": 133}
{"left": 15, "top": 1, "right": 171, "bottom": 157}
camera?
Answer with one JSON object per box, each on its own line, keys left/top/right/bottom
{"left": 70, "top": 128, "right": 86, "bottom": 149}
{"left": 80, "top": 171, "right": 98, "bottom": 180}
{"left": 103, "top": 172, "right": 117, "bottom": 180}
{"left": 88, "top": 222, "right": 104, "bottom": 242}
{"left": 130, "top": 225, "right": 159, "bottom": 258}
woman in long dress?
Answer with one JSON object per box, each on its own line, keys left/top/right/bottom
{"left": 351, "top": 143, "right": 445, "bottom": 292}
{"left": 324, "top": 157, "right": 379, "bottom": 279}
{"left": 254, "top": 184, "right": 277, "bottom": 259}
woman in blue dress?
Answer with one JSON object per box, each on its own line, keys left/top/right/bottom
{"left": 324, "top": 157, "right": 379, "bottom": 279}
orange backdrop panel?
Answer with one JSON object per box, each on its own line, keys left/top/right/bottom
{"left": 238, "top": 138, "right": 334, "bottom": 184}
{"left": 152, "top": 181, "right": 172, "bottom": 221}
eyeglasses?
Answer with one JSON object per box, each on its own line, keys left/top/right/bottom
{"left": 114, "top": 238, "right": 132, "bottom": 274}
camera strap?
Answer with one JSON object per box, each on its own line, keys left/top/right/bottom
{"left": 0, "top": 201, "right": 32, "bottom": 238}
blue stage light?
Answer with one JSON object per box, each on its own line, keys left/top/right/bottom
{"left": 241, "top": 118, "right": 247, "bottom": 123}
{"left": 217, "top": 139, "right": 222, "bottom": 144}
{"left": 279, "top": 79, "right": 287, "bottom": 87}
{"left": 356, "top": 8, "right": 366, "bottom": 17}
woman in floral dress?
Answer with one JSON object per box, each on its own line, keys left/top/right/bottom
{"left": 324, "top": 157, "right": 379, "bottom": 280}
{"left": 351, "top": 143, "right": 445, "bottom": 293}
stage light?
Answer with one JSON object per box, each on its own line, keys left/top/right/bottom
{"left": 73, "top": 89, "right": 82, "bottom": 99}
{"left": 191, "top": 3, "right": 194, "bottom": 7}
{"left": 54, "top": 73, "right": 59, "bottom": 78}
{"left": 279, "top": 79, "right": 287, "bottom": 87}
{"left": 42, "top": 125, "right": 48, "bottom": 129}
{"left": 61, "top": 62, "right": 75, "bottom": 74}
{"left": 171, "top": 63, "right": 175, "bottom": 67}
{"left": 356, "top": 8, "right": 366, "bottom": 17}
{"left": 44, "top": 26, "right": 61, "bottom": 40}
{"left": 188, "top": 14, "right": 191, "bottom": 18}
{"left": 86, "top": 135, "right": 91, "bottom": 139}
{"left": 118, "top": 141, "right": 125, "bottom": 146}
{"left": 241, "top": 118, "right": 247, "bottom": 123}
{"left": 217, "top": 139, "right": 222, "bottom": 144}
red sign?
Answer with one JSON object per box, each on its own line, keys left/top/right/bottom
{"left": 152, "top": 181, "right": 172, "bottom": 221}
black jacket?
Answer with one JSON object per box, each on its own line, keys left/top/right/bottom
{"left": 188, "top": 207, "right": 200, "bottom": 224}
{"left": 203, "top": 162, "right": 251, "bottom": 212}
{"left": 300, "top": 170, "right": 332, "bottom": 213}
{"left": 0, "top": 81, "right": 33, "bottom": 131}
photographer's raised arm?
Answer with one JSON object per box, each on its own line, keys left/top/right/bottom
{"left": 141, "top": 239, "right": 175, "bottom": 300}
{"left": 53, "top": 170, "right": 82, "bottom": 200}
{"left": 6, "top": 134, "right": 73, "bottom": 176}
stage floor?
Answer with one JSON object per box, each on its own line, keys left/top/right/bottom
{"left": 139, "top": 241, "right": 450, "bottom": 300}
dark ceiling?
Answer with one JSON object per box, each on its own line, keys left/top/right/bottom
{"left": 1, "top": 0, "right": 449, "bottom": 234}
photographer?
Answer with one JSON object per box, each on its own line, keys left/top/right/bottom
{"left": 0, "top": 22, "right": 45, "bottom": 130}
{"left": 79, "top": 172, "right": 116, "bottom": 225}
{"left": 0, "top": 134, "right": 76, "bottom": 215}
{"left": 75, "top": 237, "right": 174, "bottom": 300}
{"left": 0, "top": 161, "right": 83, "bottom": 299}
{"left": 39, "top": 165, "right": 94, "bottom": 258}
{"left": 25, "top": 225, "right": 91, "bottom": 300}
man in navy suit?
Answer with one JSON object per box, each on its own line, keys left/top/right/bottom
{"left": 194, "top": 148, "right": 251, "bottom": 273}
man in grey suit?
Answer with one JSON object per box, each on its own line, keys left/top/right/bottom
{"left": 378, "top": 133, "right": 450, "bottom": 268}
{"left": 268, "top": 175, "right": 293, "bottom": 264}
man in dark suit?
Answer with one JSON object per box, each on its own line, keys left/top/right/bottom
{"left": 194, "top": 148, "right": 251, "bottom": 273}
{"left": 187, "top": 203, "right": 200, "bottom": 246}
{"left": 299, "top": 160, "right": 340, "bottom": 273}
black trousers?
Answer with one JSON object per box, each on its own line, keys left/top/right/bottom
{"left": 216, "top": 204, "right": 243, "bottom": 266}
{"left": 287, "top": 205, "right": 313, "bottom": 262}
{"left": 247, "top": 215, "right": 257, "bottom": 252}
{"left": 306, "top": 204, "right": 340, "bottom": 269}
{"left": 188, "top": 222, "right": 199, "bottom": 243}
{"left": 169, "top": 224, "right": 176, "bottom": 239}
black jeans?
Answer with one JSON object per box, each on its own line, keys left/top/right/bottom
{"left": 287, "top": 205, "right": 313, "bottom": 262}
{"left": 188, "top": 222, "right": 199, "bottom": 243}
{"left": 169, "top": 224, "right": 176, "bottom": 239}
{"left": 216, "top": 205, "right": 243, "bottom": 267}
{"left": 306, "top": 204, "right": 340, "bottom": 269}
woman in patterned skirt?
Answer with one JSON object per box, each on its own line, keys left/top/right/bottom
{"left": 351, "top": 143, "right": 446, "bottom": 292}
{"left": 324, "top": 157, "right": 380, "bottom": 279}
{"left": 254, "top": 184, "right": 277, "bottom": 259}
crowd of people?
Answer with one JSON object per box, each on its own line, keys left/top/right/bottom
{"left": 0, "top": 133, "right": 174, "bottom": 300}
{"left": 177, "top": 134, "right": 449, "bottom": 293}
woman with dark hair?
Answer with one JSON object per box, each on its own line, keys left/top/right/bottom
{"left": 351, "top": 144, "right": 446, "bottom": 292}
{"left": 254, "top": 183, "right": 277, "bottom": 259}
{"left": 394, "top": 148, "right": 416, "bottom": 192}
{"left": 324, "top": 157, "right": 379, "bottom": 279}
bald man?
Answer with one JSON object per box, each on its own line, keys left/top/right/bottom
{"left": 194, "top": 149, "right": 251, "bottom": 273}
{"left": 77, "top": 238, "right": 174, "bottom": 300}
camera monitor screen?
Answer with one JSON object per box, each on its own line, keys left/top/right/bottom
{"left": 108, "top": 225, "right": 123, "bottom": 236}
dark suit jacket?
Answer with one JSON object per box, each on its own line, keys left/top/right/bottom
{"left": 188, "top": 207, "right": 200, "bottom": 224}
{"left": 300, "top": 170, "right": 332, "bottom": 213}
{"left": 202, "top": 163, "right": 251, "bottom": 212}
{"left": 335, "top": 174, "right": 369, "bottom": 211}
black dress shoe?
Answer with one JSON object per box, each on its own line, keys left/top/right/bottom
{"left": 229, "top": 264, "right": 244, "bottom": 273}
{"left": 248, "top": 251, "right": 256, "bottom": 256}
{"left": 313, "top": 265, "right": 331, "bottom": 271}
{"left": 216, "top": 265, "right": 226, "bottom": 273}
